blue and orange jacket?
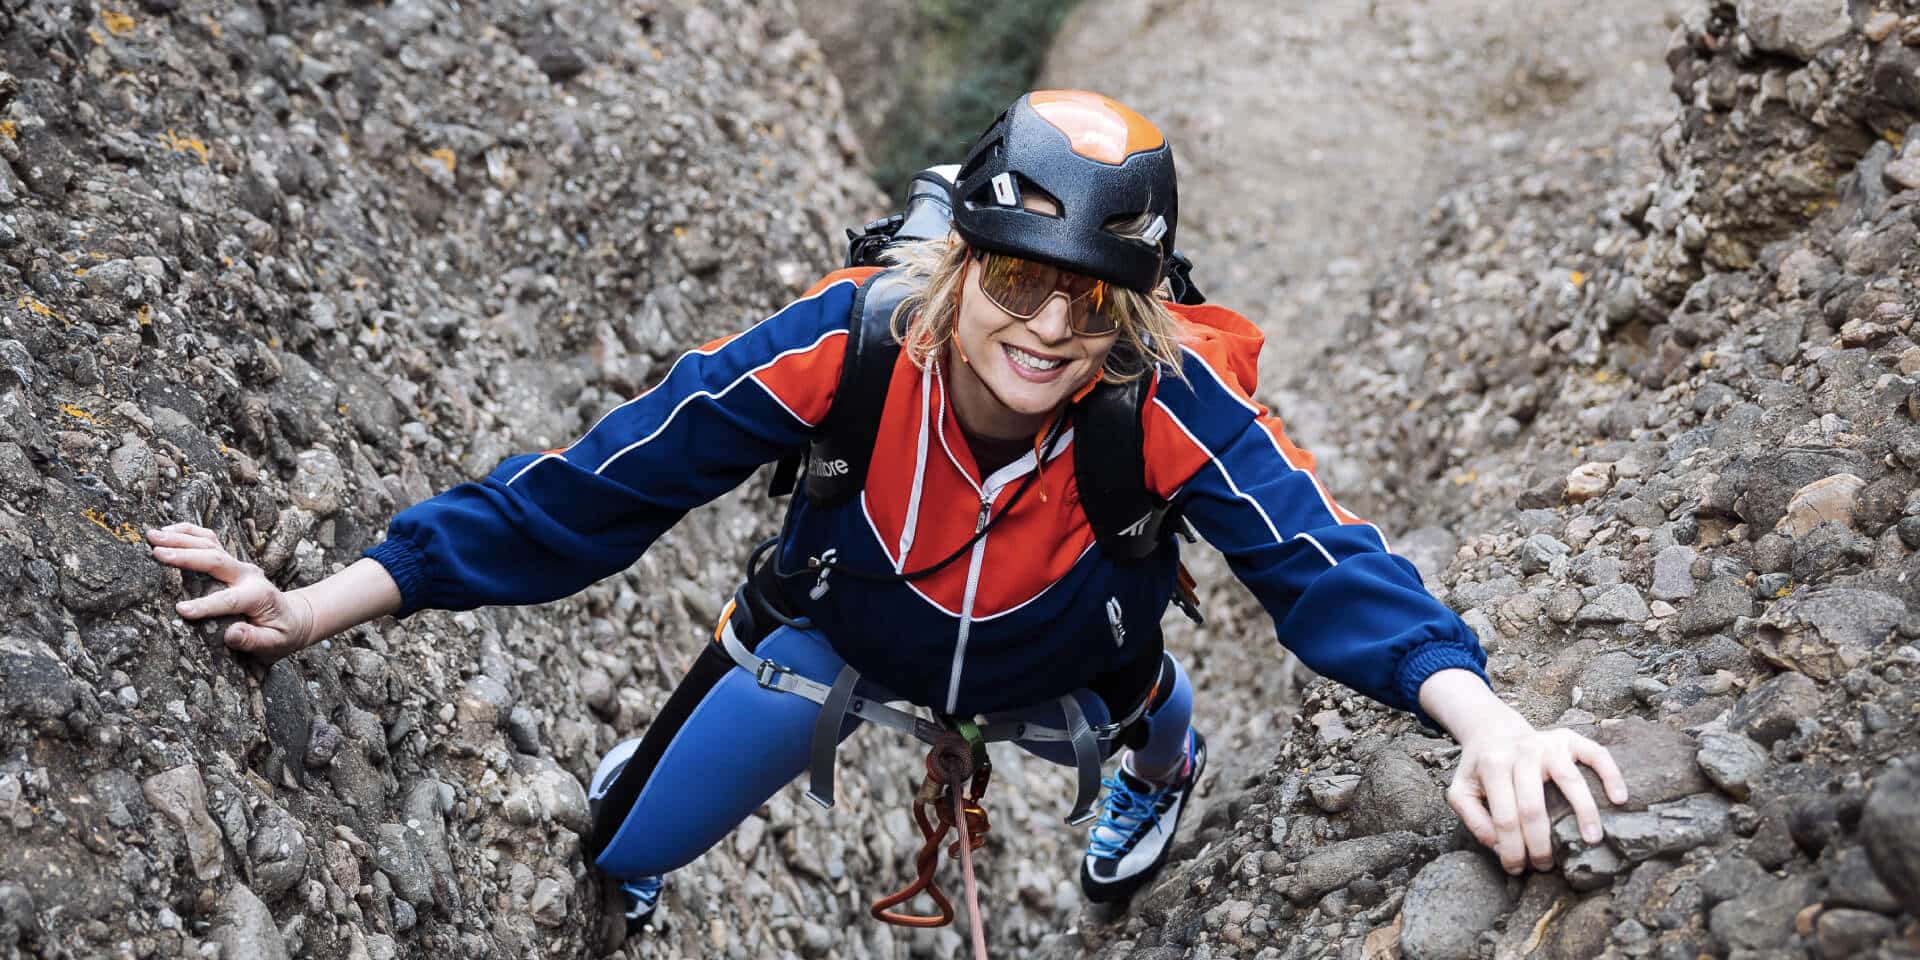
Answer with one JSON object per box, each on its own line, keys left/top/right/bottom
{"left": 366, "top": 268, "right": 1488, "bottom": 719}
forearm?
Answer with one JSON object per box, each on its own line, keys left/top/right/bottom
{"left": 288, "top": 557, "right": 403, "bottom": 644}
{"left": 1418, "top": 668, "right": 1529, "bottom": 743}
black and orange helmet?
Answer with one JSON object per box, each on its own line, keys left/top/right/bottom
{"left": 951, "top": 90, "right": 1178, "bottom": 295}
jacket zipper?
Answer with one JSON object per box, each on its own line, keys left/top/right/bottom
{"left": 945, "top": 488, "right": 997, "bottom": 713}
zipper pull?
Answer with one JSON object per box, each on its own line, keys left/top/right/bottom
{"left": 975, "top": 495, "right": 992, "bottom": 534}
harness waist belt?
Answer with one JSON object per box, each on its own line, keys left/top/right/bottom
{"left": 717, "top": 618, "right": 1143, "bottom": 825}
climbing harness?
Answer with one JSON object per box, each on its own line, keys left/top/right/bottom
{"left": 716, "top": 589, "right": 1138, "bottom": 826}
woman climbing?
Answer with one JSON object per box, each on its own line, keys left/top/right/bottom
{"left": 149, "top": 90, "right": 1627, "bottom": 937}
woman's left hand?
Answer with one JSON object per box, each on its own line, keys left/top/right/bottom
{"left": 1445, "top": 714, "right": 1630, "bottom": 875}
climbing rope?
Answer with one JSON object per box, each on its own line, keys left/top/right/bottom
{"left": 871, "top": 725, "right": 992, "bottom": 960}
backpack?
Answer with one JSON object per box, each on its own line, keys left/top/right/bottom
{"left": 765, "top": 168, "right": 1206, "bottom": 620}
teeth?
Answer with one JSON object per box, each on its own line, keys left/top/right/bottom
{"left": 1006, "top": 346, "right": 1064, "bottom": 371}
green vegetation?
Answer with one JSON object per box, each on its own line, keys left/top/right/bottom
{"left": 869, "top": 0, "right": 1084, "bottom": 200}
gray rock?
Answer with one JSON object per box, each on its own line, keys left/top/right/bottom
{"left": 1708, "top": 872, "right": 1820, "bottom": 952}
{"left": 1860, "top": 758, "right": 1920, "bottom": 916}
{"left": 1821, "top": 845, "right": 1902, "bottom": 914}
{"left": 1696, "top": 730, "right": 1769, "bottom": 801}
{"left": 1551, "top": 719, "right": 1712, "bottom": 817}
{"left": 1650, "top": 546, "right": 1697, "bottom": 601}
{"left": 0, "top": 637, "right": 77, "bottom": 722}
{"left": 210, "top": 884, "right": 289, "bottom": 960}
{"left": 507, "top": 754, "right": 591, "bottom": 835}
{"left": 261, "top": 660, "right": 313, "bottom": 779}
{"left": 1351, "top": 750, "right": 1451, "bottom": 838}
{"left": 290, "top": 448, "right": 347, "bottom": 516}
{"left": 0, "top": 882, "right": 35, "bottom": 943}
{"left": 1604, "top": 794, "right": 1732, "bottom": 861}
{"left": 1570, "top": 552, "right": 1623, "bottom": 586}
{"left": 1737, "top": 0, "right": 1851, "bottom": 60}
{"left": 142, "top": 765, "right": 223, "bottom": 880}
{"left": 88, "top": 770, "right": 148, "bottom": 829}
{"left": 1306, "top": 774, "right": 1362, "bottom": 814}
{"left": 1576, "top": 584, "right": 1649, "bottom": 625}
{"left": 1751, "top": 588, "right": 1905, "bottom": 681}
{"left": 53, "top": 516, "right": 167, "bottom": 615}
{"left": 529, "top": 874, "right": 574, "bottom": 926}
{"left": 1519, "top": 534, "right": 1571, "bottom": 575}
{"left": 506, "top": 706, "right": 542, "bottom": 755}
{"left": 372, "top": 822, "right": 434, "bottom": 907}
{"left": 1730, "top": 670, "right": 1821, "bottom": 746}
{"left": 248, "top": 805, "right": 309, "bottom": 897}
{"left": 306, "top": 719, "right": 342, "bottom": 769}
{"left": 1574, "top": 651, "right": 1640, "bottom": 715}
{"left": 401, "top": 781, "right": 460, "bottom": 917}
{"left": 1675, "top": 577, "right": 1753, "bottom": 636}
{"left": 1552, "top": 818, "right": 1630, "bottom": 890}
{"left": 1288, "top": 831, "right": 1425, "bottom": 903}
{"left": 1399, "top": 851, "right": 1511, "bottom": 960}
{"left": 1815, "top": 909, "right": 1896, "bottom": 960}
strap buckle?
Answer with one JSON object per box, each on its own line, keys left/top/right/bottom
{"left": 754, "top": 658, "right": 791, "bottom": 690}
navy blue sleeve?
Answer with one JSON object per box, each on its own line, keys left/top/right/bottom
{"left": 1151, "top": 351, "right": 1489, "bottom": 727}
{"left": 364, "top": 278, "right": 859, "bottom": 616}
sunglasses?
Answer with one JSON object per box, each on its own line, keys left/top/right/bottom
{"left": 972, "top": 251, "right": 1126, "bottom": 337}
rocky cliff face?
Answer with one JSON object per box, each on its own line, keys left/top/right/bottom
{"left": 0, "top": 1, "right": 994, "bottom": 957}
{"left": 1039, "top": 2, "right": 1920, "bottom": 959}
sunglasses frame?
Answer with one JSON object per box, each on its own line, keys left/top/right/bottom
{"left": 971, "top": 251, "right": 1125, "bottom": 338}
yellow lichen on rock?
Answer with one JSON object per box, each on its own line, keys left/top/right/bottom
{"left": 101, "top": 9, "right": 136, "bottom": 36}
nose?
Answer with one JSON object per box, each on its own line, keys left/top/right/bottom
{"left": 1025, "top": 292, "right": 1074, "bottom": 344}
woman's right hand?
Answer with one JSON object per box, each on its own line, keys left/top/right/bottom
{"left": 147, "top": 522, "right": 317, "bottom": 661}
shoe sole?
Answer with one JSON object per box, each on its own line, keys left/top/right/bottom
{"left": 1079, "top": 736, "right": 1208, "bottom": 904}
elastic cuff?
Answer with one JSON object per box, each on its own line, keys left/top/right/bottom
{"left": 1396, "top": 643, "right": 1491, "bottom": 734}
{"left": 364, "top": 538, "right": 427, "bottom": 618}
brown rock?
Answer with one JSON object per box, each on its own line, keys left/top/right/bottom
{"left": 142, "top": 765, "right": 223, "bottom": 880}
{"left": 1776, "top": 473, "right": 1865, "bottom": 537}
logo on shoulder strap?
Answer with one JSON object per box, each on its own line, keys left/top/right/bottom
{"left": 1116, "top": 511, "right": 1155, "bottom": 539}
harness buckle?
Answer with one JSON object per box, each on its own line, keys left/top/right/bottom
{"left": 754, "top": 659, "right": 791, "bottom": 690}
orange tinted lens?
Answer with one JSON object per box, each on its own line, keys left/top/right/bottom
{"left": 1067, "top": 285, "right": 1122, "bottom": 336}
{"left": 978, "top": 253, "right": 1058, "bottom": 317}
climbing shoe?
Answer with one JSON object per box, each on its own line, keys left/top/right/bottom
{"left": 1079, "top": 730, "right": 1207, "bottom": 903}
{"left": 618, "top": 875, "right": 666, "bottom": 933}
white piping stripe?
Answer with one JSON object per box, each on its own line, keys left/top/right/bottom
{"left": 857, "top": 488, "right": 1098, "bottom": 621}
{"left": 897, "top": 370, "right": 931, "bottom": 560}
{"left": 1291, "top": 532, "right": 1338, "bottom": 567}
{"left": 504, "top": 279, "right": 856, "bottom": 487}
{"left": 968, "top": 537, "right": 1096, "bottom": 622}
{"left": 593, "top": 330, "right": 845, "bottom": 477}
{"left": 929, "top": 367, "right": 983, "bottom": 496}
{"left": 746, "top": 373, "right": 808, "bottom": 426}
{"left": 858, "top": 493, "right": 960, "bottom": 615}
{"left": 1152, "top": 396, "right": 1306, "bottom": 562}
{"left": 1175, "top": 344, "right": 1388, "bottom": 551}
{"left": 505, "top": 452, "right": 563, "bottom": 486}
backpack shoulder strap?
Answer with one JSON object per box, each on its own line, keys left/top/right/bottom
{"left": 1071, "top": 376, "right": 1174, "bottom": 562}
{"left": 767, "top": 267, "right": 912, "bottom": 504}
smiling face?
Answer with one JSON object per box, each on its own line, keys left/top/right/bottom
{"left": 945, "top": 201, "right": 1118, "bottom": 443}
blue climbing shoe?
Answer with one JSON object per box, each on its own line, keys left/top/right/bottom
{"left": 619, "top": 875, "right": 666, "bottom": 933}
{"left": 1080, "top": 730, "right": 1207, "bottom": 903}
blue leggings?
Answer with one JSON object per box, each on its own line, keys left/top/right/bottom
{"left": 587, "top": 623, "right": 1193, "bottom": 879}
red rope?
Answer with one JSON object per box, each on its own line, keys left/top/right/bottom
{"left": 951, "top": 786, "right": 988, "bottom": 960}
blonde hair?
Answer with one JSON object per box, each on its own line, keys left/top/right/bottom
{"left": 881, "top": 235, "right": 1187, "bottom": 385}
